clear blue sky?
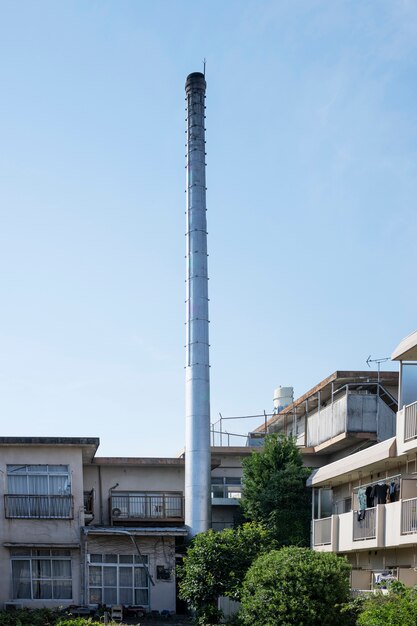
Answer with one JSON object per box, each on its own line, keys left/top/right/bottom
{"left": 0, "top": 1, "right": 416, "bottom": 456}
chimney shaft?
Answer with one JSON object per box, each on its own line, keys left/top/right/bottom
{"left": 184, "top": 72, "right": 211, "bottom": 536}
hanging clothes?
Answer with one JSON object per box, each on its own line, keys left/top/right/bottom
{"left": 389, "top": 481, "right": 399, "bottom": 502}
{"left": 357, "top": 487, "right": 367, "bottom": 520}
{"left": 371, "top": 482, "right": 388, "bottom": 504}
{"left": 365, "top": 485, "right": 374, "bottom": 508}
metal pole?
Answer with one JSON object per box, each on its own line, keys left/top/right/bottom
{"left": 219, "top": 413, "right": 223, "bottom": 447}
{"left": 184, "top": 72, "right": 211, "bottom": 536}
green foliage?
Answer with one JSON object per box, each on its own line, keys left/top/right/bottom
{"left": 0, "top": 610, "right": 115, "bottom": 626}
{"left": 241, "top": 434, "right": 311, "bottom": 546}
{"left": 0, "top": 608, "right": 59, "bottom": 626}
{"left": 239, "top": 546, "right": 352, "bottom": 626}
{"left": 56, "top": 617, "right": 110, "bottom": 626}
{"left": 177, "top": 522, "right": 271, "bottom": 625}
{"left": 356, "top": 582, "right": 417, "bottom": 626}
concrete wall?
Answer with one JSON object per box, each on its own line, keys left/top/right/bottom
{"left": 0, "top": 445, "right": 85, "bottom": 606}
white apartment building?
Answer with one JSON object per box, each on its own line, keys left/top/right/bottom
{"left": 309, "top": 330, "right": 417, "bottom": 591}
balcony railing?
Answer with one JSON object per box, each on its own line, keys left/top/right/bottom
{"left": 5, "top": 494, "right": 74, "bottom": 519}
{"left": 404, "top": 402, "right": 417, "bottom": 442}
{"left": 313, "top": 517, "right": 332, "bottom": 546}
{"left": 353, "top": 507, "right": 376, "bottom": 541}
{"left": 401, "top": 497, "right": 417, "bottom": 534}
{"left": 110, "top": 493, "right": 184, "bottom": 523}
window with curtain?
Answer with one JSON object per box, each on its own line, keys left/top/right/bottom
{"left": 7, "top": 465, "right": 71, "bottom": 495}
{"left": 6, "top": 465, "right": 72, "bottom": 518}
{"left": 88, "top": 554, "right": 149, "bottom": 606}
{"left": 11, "top": 549, "right": 72, "bottom": 600}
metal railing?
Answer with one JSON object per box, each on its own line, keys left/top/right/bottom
{"left": 353, "top": 507, "right": 376, "bottom": 540}
{"left": 404, "top": 402, "right": 417, "bottom": 441}
{"left": 110, "top": 493, "right": 184, "bottom": 521}
{"left": 401, "top": 497, "right": 417, "bottom": 534}
{"left": 5, "top": 494, "right": 74, "bottom": 519}
{"left": 313, "top": 517, "right": 332, "bottom": 546}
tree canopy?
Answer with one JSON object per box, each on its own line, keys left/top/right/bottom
{"left": 241, "top": 433, "right": 311, "bottom": 546}
{"left": 240, "top": 546, "right": 352, "bottom": 626}
{"left": 177, "top": 523, "right": 271, "bottom": 625}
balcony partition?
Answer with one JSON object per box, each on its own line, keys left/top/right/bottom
{"left": 404, "top": 402, "right": 417, "bottom": 442}
{"left": 401, "top": 497, "right": 417, "bottom": 534}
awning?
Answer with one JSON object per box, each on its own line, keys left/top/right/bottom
{"left": 392, "top": 330, "right": 417, "bottom": 361}
{"left": 83, "top": 526, "right": 188, "bottom": 537}
{"left": 307, "top": 437, "right": 397, "bottom": 487}
{"left": 4, "top": 543, "right": 79, "bottom": 549}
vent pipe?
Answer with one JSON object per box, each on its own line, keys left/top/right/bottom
{"left": 184, "top": 72, "right": 211, "bottom": 536}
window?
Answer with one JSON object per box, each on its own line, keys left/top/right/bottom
{"left": 211, "top": 477, "right": 242, "bottom": 499}
{"left": 88, "top": 554, "right": 149, "bottom": 606}
{"left": 401, "top": 363, "right": 417, "bottom": 407}
{"left": 11, "top": 549, "right": 72, "bottom": 600}
{"left": 7, "top": 465, "right": 71, "bottom": 495}
{"left": 6, "top": 465, "right": 72, "bottom": 519}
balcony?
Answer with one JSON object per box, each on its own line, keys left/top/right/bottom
{"left": 353, "top": 507, "right": 376, "bottom": 541}
{"left": 313, "top": 517, "right": 332, "bottom": 546}
{"left": 110, "top": 492, "right": 184, "bottom": 524}
{"left": 5, "top": 494, "right": 74, "bottom": 519}
{"left": 313, "top": 498, "right": 417, "bottom": 553}
{"left": 306, "top": 388, "right": 396, "bottom": 451}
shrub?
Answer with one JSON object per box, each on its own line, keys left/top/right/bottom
{"left": 0, "top": 610, "right": 117, "bottom": 626}
{"left": 56, "top": 617, "right": 112, "bottom": 626}
{"left": 177, "top": 522, "right": 271, "bottom": 624}
{"left": 0, "top": 608, "right": 59, "bottom": 626}
{"left": 239, "top": 546, "right": 352, "bottom": 626}
{"left": 356, "top": 582, "right": 417, "bottom": 626}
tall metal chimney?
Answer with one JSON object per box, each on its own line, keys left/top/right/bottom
{"left": 184, "top": 72, "right": 211, "bottom": 536}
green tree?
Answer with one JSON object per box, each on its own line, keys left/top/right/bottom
{"left": 356, "top": 582, "right": 417, "bottom": 626}
{"left": 241, "top": 433, "right": 311, "bottom": 545}
{"left": 240, "top": 546, "right": 352, "bottom": 626}
{"left": 177, "top": 522, "right": 271, "bottom": 625}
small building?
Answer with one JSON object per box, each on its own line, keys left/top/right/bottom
{"left": 0, "top": 437, "right": 253, "bottom": 611}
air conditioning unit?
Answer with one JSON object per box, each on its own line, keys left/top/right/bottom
{"left": 4, "top": 602, "right": 23, "bottom": 611}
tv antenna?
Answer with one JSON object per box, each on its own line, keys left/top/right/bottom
{"left": 366, "top": 355, "right": 390, "bottom": 383}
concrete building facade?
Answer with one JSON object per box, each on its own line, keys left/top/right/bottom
{"left": 308, "top": 331, "right": 417, "bottom": 591}
{"left": 0, "top": 438, "right": 249, "bottom": 612}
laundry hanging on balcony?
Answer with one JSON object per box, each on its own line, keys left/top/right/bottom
{"left": 357, "top": 487, "right": 366, "bottom": 521}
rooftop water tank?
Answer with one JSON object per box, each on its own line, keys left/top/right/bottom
{"left": 273, "top": 386, "right": 294, "bottom": 413}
